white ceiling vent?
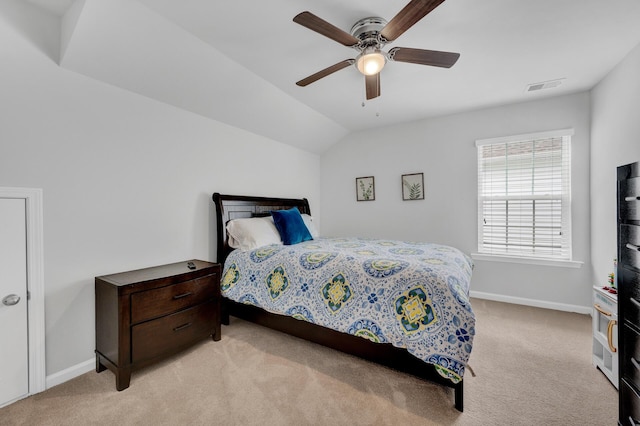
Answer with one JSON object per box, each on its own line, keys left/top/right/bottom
{"left": 526, "top": 78, "right": 565, "bottom": 92}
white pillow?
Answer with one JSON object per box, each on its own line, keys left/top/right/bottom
{"left": 226, "top": 216, "right": 283, "bottom": 250}
{"left": 301, "top": 214, "right": 319, "bottom": 239}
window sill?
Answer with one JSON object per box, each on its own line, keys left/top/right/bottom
{"left": 471, "top": 253, "right": 583, "bottom": 268}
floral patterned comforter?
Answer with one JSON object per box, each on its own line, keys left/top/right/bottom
{"left": 221, "top": 237, "right": 475, "bottom": 382}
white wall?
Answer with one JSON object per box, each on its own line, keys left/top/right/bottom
{"left": 321, "top": 93, "right": 592, "bottom": 310}
{"left": 591, "top": 42, "right": 640, "bottom": 291}
{"left": 0, "top": 4, "right": 320, "bottom": 378}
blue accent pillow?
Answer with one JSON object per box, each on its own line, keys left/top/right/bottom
{"left": 271, "top": 207, "right": 313, "bottom": 245}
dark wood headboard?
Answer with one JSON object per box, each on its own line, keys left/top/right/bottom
{"left": 212, "top": 193, "right": 311, "bottom": 264}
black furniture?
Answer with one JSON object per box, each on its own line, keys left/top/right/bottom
{"left": 95, "top": 260, "right": 221, "bottom": 390}
{"left": 212, "top": 192, "right": 465, "bottom": 411}
{"left": 618, "top": 161, "right": 640, "bottom": 425}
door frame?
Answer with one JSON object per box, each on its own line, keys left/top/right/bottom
{"left": 0, "top": 187, "right": 45, "bottom": 399}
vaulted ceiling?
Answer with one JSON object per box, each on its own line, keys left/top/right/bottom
{"left": 23, "top": 0, "right": 640, "bottom": 153}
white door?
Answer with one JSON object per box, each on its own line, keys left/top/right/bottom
{"left": 0, "top": 198, "right": 29, "bottom": 406}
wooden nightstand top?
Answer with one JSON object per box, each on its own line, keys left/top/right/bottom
{"left": 96, "top": 260, "right": 218, "bottom": 288}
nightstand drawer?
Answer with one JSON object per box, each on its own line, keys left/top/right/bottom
{"left": 131, "top": 274, "right": 216, "bottom": 324}
{"left": 620, "top": 176, "right": 640, "bottom": 221}
{"left": 620, "top": 267, "right": 640, "bottom": 325}
{"left": 621, "top": 378, "right": 640, "bottom": 426}
{"left": 622, "top": 324, "right": 640, "bottom": 390}
{"left": 621, "top": 225, "right": 640, "bottom": 272}
{"left": 131, "top": 301, "right": 215, "bottom": 363}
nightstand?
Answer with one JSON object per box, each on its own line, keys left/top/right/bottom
{"left": 95, "top": 260, "right": 221, "bottom": 390}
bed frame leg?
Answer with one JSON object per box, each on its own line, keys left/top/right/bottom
{"left": 454, "top": 381, "right": 464, "bottom": 412}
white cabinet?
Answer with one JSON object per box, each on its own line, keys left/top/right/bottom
{"left": 592, "top": 285, "right": 618, "bottom": 388}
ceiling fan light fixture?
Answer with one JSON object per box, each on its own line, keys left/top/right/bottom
{"left": 356, "top": 49, "right": 386, "bottom": 76}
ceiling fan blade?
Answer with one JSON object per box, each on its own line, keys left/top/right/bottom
{"left": 296, "top": 59, "right": 355, "bottom": 87}
{"left": 365, "top": 73, "right": 380, "bottom": 100}
{"left": 380, "top": 0, "right": 446, "bottom": 42}
{"left": 389, "top": 47, "right": 460, "bottom": 68}
{"left": 293, "top": 11, "right": 360, "bottom": 47}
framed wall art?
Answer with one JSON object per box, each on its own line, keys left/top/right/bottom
{"left": 355, "top": 176, "right": 375, "bottom": 201}
{"left": 402, "top": 173, "right": 424, "bottom": 200}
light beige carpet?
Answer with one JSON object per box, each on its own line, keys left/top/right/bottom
{"left": 0, "top": 299, "right": 617, "bottom": 425}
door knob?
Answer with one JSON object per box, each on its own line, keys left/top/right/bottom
{"left": 2, "top": 294, "right": 20, "bottom": 306}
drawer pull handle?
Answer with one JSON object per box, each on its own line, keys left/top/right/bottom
{"left": 631, "top": 298, "right": 640, "bottom": 310}
{"left": 627, "top": 243, "right": 640, "bottom": 252}
{"left": 607, "top": 319, "right": 617, "bottom": 353}
{"left": 594, "top": 304, "right": 611, "bottom": 317}
{"left": 173, "top": 292, "right": 193, "bottom": 300}
{"left": 625, "top": 196, "right": 640, "bottom": 202}
{"left": 173, "top": 322, "right": 192, "bottom": 332}
{"left": 632, "top": 357, "right": 640, "bottom": 371}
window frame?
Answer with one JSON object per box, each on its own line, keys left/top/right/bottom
{"left": 472, "top": 129, "right": 582, "bottom": 268}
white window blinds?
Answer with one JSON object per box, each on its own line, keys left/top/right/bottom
{"left": 476, "top": 129, "right": 573, "bottom": 260}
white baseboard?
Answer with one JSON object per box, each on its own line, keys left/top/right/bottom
{"left": 470, "top": 290, "right": 592, "bottom": 315}
{"left": 1, "top": 395, "right": 28, "bottom": 409}
{"left": 42, "top": 292, "right": 590, "bottom": 390}
{"left": 46, "top": 358, "right": 94, "bottom": 390}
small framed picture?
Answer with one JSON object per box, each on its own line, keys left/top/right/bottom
{"left": 402, "top": 173, "right": 424, "bottom": 200}
{"left": 356, "top": 176, "right": 375, "bottom": 201}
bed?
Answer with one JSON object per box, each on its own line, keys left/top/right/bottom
{"left": 212, "top": 193, "right": 475, "bottom": 412}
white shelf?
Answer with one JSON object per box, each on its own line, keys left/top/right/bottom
{"left": 592, "top": 286, "right": 618, "bottom": 389}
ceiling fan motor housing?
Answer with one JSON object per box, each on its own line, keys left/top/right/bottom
{"left": 350, "top": 17, "right": 388, "bottom": 50}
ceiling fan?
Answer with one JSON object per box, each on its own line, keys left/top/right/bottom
{"left": 293, "top": 0, "right": 460, "bottom": 100}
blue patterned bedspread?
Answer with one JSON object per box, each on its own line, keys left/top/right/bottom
{"left": 221, "top": 237, "right": 475, "bottom": 382}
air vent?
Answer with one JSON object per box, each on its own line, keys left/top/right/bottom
{"left": 526, "top": 78, "right": 565, "bottom": 92}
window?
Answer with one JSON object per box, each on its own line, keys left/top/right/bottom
{"left": 476, "top": 129, "right": 573, "bottom": 261}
